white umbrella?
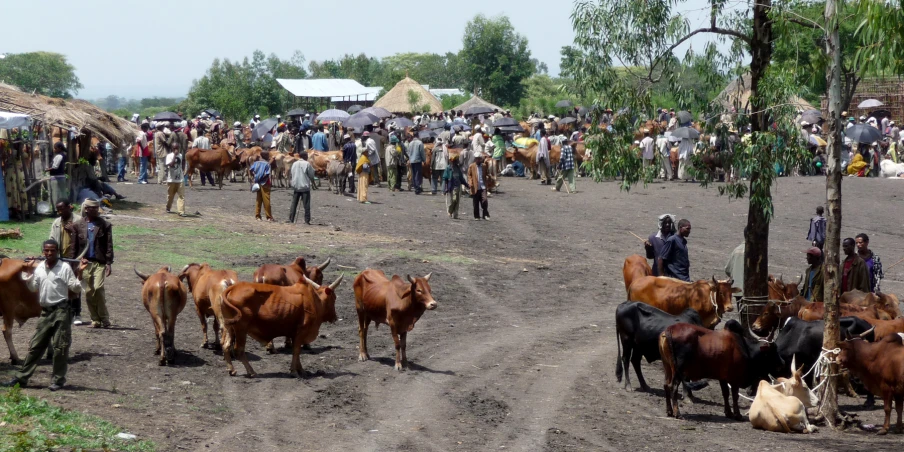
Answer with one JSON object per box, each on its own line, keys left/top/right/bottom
{"left": 857, "top": 99, "right": 884, "bottom": 109}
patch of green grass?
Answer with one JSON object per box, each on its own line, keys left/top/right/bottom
{"left": 0, "top": 386, "right": 155, "bottom": 451}
{"left": 0, "top": 218, "right": 55, "bottom": 257}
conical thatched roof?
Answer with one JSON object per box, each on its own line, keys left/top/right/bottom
{"left": 373, "top": 76, "right": 442, "bottom": 114}
{"left": 0, "top": 82, "right": 137, "bottom": 144}
{"left": 452, "top": 95, "right": 502, "bottom": 113}
{"left": 714, "top": 74, "right": 815, "bottom": 113}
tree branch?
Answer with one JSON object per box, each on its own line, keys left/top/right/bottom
{"left": 648, "top": 27, "right": 752, "bottom": 82}
{"left": 787, "top": 18, "right": 820, "bottom": 29}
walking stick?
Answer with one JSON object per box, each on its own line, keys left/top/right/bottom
{"left": 628, "top": 231, "right": 647, "bottom": 243}
{"left": 885, "top": 255, "right": 904, "bottom": 272}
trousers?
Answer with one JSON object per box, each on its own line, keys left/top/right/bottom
{"left": 166, "top": 182, "right": 185, "bottom": 214}
{"left": 387, "top": 166, "right": 398, "bottom": 191}
{"left": 410, "top": 162, "right": 423, "bottom": 193}
{"left": 446, "top": 185, "right": 462, "bottom": 218}
{"left": 117, "top": 157, "right": 127, "bottom": 181}
{"left": 472, "top": 189, "right": 489, "bottom": 219}
{"left": 255, "top": 185, "right": 273, "bottom": 219}
{"left": 15, "top": 305, "right": 72, "bottom": 386}
{"left": 156, "top": 159, "right": 166, "bottom": 184}
{"left": 357, "top": 172, "right": 369, "bottom": 202}
{"left": 661, "top": 154, "right": 673, "bottom": 179}
{"left": 430, "top": 170, "right": 443, "bottom": 194}
{"left": 537, "top": 159, "right": 550, "bottom": 183}
{"left": 289, "top": 190, "right": 311, "bottom": 223}
{"left": 556, "top": 168, "right": 576, "bottom": 192}
{"left": 83, "top": 262, "right": 109, "bottom": 324}
{"left": 139, "top": 157, "right": 149, "bottom": 183}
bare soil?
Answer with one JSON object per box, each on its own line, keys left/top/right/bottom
{"left": 3, "top": 174, "right": 904, "bottom": 451}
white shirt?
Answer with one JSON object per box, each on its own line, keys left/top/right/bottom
{"left": 679, "top": 138, "right": 695, "bottom": 158}
{"left": 640, "top": 137, "right": 655, "bottom": 159}
{"left": 656, "top": 136, "right": 670, "bottom": 156}
{"left": 25, "top": 260, "right": 83, "bottom": 308}
{"left": 136, "top": 133, "right": 148, "bottom": 148}
{"left": 192, "top": 136, "right": 211, "bottom": 150}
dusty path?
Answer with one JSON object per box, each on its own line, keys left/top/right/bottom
{"left": 3, "top": 175, "right": 904, "bottom": 451}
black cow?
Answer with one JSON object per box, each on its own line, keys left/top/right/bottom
{"left": 775, "top": 316, "right": 875, "bottom": 386}
{"left": 615, "top": 301, "right": 702, "bottom": 391}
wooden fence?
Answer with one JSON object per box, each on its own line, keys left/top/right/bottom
{"left": 821, "top": 77, "right": 904, "bottom": 121}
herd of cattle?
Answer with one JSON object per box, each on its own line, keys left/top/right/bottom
{"left": 0, "top": 255, "right": 438, "bottom": 379}
{"left": 620, "top": 253, "right": 904, "bottom": 435}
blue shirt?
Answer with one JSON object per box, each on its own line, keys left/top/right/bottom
{"left": 312, "top": 132, "right": 328, "bottom": 151}
{"left": 87, "top": 221, "right": 97, "bottom": 259}
{"left": 661, "top": 234, "right": 690, "bottom": 281}
{"left": 342, "top": 142, "right": 357, "bottom": 164}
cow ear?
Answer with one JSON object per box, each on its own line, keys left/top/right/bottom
{"left": 323, "top": 287, "right": 333, "bottom": 297}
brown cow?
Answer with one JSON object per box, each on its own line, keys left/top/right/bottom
{"left": 767, "top": 274, "right": 800, "bottom": 301}
{"left": 838, "top": 332, "right": 904, "bottom": 434}
{"left": 627, "top": 276, "right": 738, "bottom": 329}
{"left": 185, "top": 146, "right": 242, "bottom": 189}
{"left": 507, "top": 144, "right": 562, "bottom": 179}
{"left": 0, "top": 257, "right": 40, "bottom": 364}
{"left": 622, "top": 254, "right": 652, "bottom": 295}
{"left": 865, "top": 318, "right": 904, "bottom": 341}
{"left": 219, "top": 274, "right": 343, "bottom": 378}
{"left": 353, "top": 269, "right": 437, "bottom": 370}
{"left": 842, "top": 290, "right": 902, "bottom": 320}
{"left": 135, "top": 267, "right": 188, "bottom": 366}
{"left": 798, "top": 302, "right": 879, "bottom": 322}
{"left": 179, "top": 263, "right": 239, "bottom": 350}
{"left": 751, "top": 297, "right": 812, "bottom": 337}
{"left": 308, "top": 150, "right": 343, "bottom": 177}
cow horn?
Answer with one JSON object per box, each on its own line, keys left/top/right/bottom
{"left": 407, "top": 275, "right": 416, "bottom": 285}
{"left": 180, "top": 264, "right": 191, "bottom": 274}
{"left": 133, "top": 267, "right": 150, "bottom": 281}
{"left": 424, "top": 272, "right": 432, "bottom": 282}
{"left": 166, "top": 266, "right": 172, "bottom": 273}
{"left": 74, "top": 244, "right": 89, "bottom": 261}
{"left": 711, "top": 275, "right": 717, "bottom": 285}
{"left": 329, "top": 274, "right": 343, "bottom": 290}
{"left": 748, "top": 326, "right": 764, "bottom": 340}
{"left": 779, "top": 273, "right": 784, "bottom": 282}
{"left": 317, "top": 257, "right": 331, "bottom": 271}
{"left": 860, "top": 327, "right": 875, "bottom": 339}
{"left": 303, "top": 275, "right": 321, "bottom": 289}
{"left": 791, "top": 354, "right": 797, "bottom": 374}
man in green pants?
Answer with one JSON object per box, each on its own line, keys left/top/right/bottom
{"left": 74, "top": 199, "right": 114, "bottom": 328}
{"left": 3, "top": 239, "right": 85, "bottom": 391}
{"left": 554, "top": 139, "right": 577, "bottom": 193}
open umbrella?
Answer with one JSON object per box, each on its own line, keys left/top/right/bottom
{"left": 388, "top": 117, "right": 414, "bottom": 128}
{"left": 555, "top": 100, "right": 573, "bottom": 108}
{"left": 870, "top": 109, "right": 891, "bottom": 120}
{"left": 857, "top": 99, "right": 884, "bottom": 109}
{"left": 362, "top": 106, "right": 391, "bottom": 119}
{"left": 800, "top": 114, "right": 822, "bottom": 125}
{"left": 203, "top": 109, "right": 222, "bottom": 119}
{"left": 251, "top": 118, "right": 278, "bottom": 142}
{"left": 558, "top": 116, "right": 577, "bottom": 125}
{"left": 465, "top": 106, "right": 494, "bottom": 116}
{"left": 347, "top": 105, "right": 364, "bottom": 114}
{"left": 152, "top": 111, "right": 182, "bottom": 122}
{"left": 286, "top": 108, "right": 307, "bottom": 117}
{"left": 809, "top": 135, "right": 827, "bottom": 147}
{"left": 490, "top": 117, "right": 519, "bottom": 127}
{"left": 497, "top": 125, "right": 525, "bottom": 133}
{"left": 671, "top": 127, "right": 700, "bottom": 139}
{"left": 676, "top": 111, "right": 693, "bottom": 124}
{"left": 428, "top": 120, "right": 447, "bottom": 130}
{"left": 846, "top": 124, "right": 883, "bottom": 144}
{"left": 418, "top": 130, "right": 437, "bottom": 140}
{"left": 316, "top": 109, "right": 350, "bottom": 123}
{"left": 453, "top": 124, "right": 471, "bottom": 132}
{"left": 577, "top": 107, "right": 589, "bottom": 115}
{"left": 344, "top": 111, "right": 380, "bottom": 128}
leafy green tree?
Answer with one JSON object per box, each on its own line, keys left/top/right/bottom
{"left": 460, "top": 14, "right": 535, "bottom": 106}
{"left": 0, "top": 52, "right": 83, "bottom": 98}
{"left": 380, "top": 52, "right": 467, "bottom": 90}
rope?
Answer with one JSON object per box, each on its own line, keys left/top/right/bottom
{"left": 727, "top": 383, "right": 757, "bottom": 402}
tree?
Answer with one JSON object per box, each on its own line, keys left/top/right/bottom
{"left": 460, "top": 14, "right": 535, "bottom": 106}
{"left": 0, "top": 52, "right": 83, "bottom": 98}
{"left": 381, "top": 52, "right": 467, "bottom": 90}
{"left": 567, "top": 0, "right": 805, "bottom": 302}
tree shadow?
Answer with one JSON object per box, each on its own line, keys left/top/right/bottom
{"left": 69, "top": 351, "right": 120, "bottom": 364}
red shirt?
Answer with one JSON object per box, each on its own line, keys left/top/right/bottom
{"left": 841, "top": 257, "right": 853, "bottom": 292}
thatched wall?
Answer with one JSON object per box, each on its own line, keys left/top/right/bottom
{"left": 821, "top": 77, "right": 904, "bottom": 121}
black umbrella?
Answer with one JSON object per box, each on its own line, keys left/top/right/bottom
{"left": 671, "top": 127, "right": 700, "bottom": 139}
{"left": 418, "top": 130, "right": 437, "bottom": 140}
{"left": 362, "top": 106, "right": 392, "bottom": 119}
{"left": 558, "top": 116, "right": 577, "bottom": 125}
{"left": 344, "top": 111, "right": 380, "bottom": 128}
{"left": 497, "top": 125, "right": 525, "bottom": 133}
{"left": 555, "top": 100, "right": 573, "bottom": 108}
{"left": 286, "top": 108, "right": 307, "bottom": 117}
{"left": 577, "top": 107, "right": 589, "bottom": 115}
{"left": 204, "top": 109, "right": 222, "bottom": 119}
{"left": 316, "top": 109, "right": 350, "bottom": 122}
{"left": 846, "top": 124, "right": 883, "bottom": 144}
{"left": 152, "top": 111, "right": 182, "bottom": 122}
{"left": 465, "top": 106, "right": 494, "bottom": 117}
{"left": 453, "top": 124, "right": 472, "bottom": 132}
{"left": 347, "top": 105, "right": 364, "bottom": 114}
{"left": 870, "top": 109, "right": 891, "bottom": 120}
{"left": 490, "top": 117, "right": 519, "bottom": 127}
{"left": 251, "top": 118, "right": 278, "bottom": 142}
{"left": 388, "top": 117, "right": 414, "bottom": 128}
{"left": 676, "top": 110, "right": 693, "bottom": 124}
{"left": 428, "top": 120, "right": 447, "bottom": 130}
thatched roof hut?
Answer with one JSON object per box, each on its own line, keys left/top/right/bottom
{"left": 0, "top": 83, "right": 137, "bottom": 144}
{"left": 452, "top": 95, "right": 502, "bottom": 113}
{"left": 714, "top": 75, "right": 815, "bottom": 113}
{"left": 373, "top": 76, "right": 443, "bottom": 114}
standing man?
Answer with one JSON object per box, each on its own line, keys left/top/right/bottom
{"left": 342, "top": 134, "right": 356, "bottom": 194}
{"left": 288, "top": 152, "right": 316, "bottom": 225}
{"left": 430, "top": 137, "right": 448, "bottom": 195}
{"left": 855, "top": 233, "right": 883, "bottom": 293}
{"left": 554, "top": 139, "right": 577, "bottom": 193}
{"left": 660, "top": 219, "right": 691, "bottom": 281}
{"left": 725, "top": 241, "right": 745, "bottom": 302}
{"left": 116, "top": 140, "right": 129, "bottom": 182}
{"left": 136, "top": 123, "right": 150, "bottom": 184}
{"left": 467, "top": 152, "right": 492, "bottom": 220}
{"left": 191, "top": 125, "right": 215, "bottom": 187}
{"left": 385, "top": 135, "right": 401, "bottom": 192}
{"left": 657, "top": 132, "right": 673, "bottom": 180}
{"left": 312, "top": 126, "right": 328, "bottom": 151}
{"left": 274, "top": 124, "right": 292, "bottom": 154}
{"left": 230, "top": 122, "right": 246, "bottom": 150}
{"left": 640, "top": 130, "right": 655, "bottom": 169}
{"left": 249, "top": 157, "right": 274, "bottom": 221}
{"left": 644, "top": 214, "right": 675, "bottom": 276}
{"left": 164, "top": 145, "right": 186, "bottom": 217}
{"left": 678, "top": 136, "right": 695, "bottom": 181}
{"left": 537, "top": 129, "right": 552, "bottom": 185}
{"left": 841, "top": 237, "right": 871, "bottom": 293}
{"left": 74, "top": 199, "right": 113, "bottom": 328}
{"left": 355, "top": 144, "right": 372, "bottom": 204}
{"left": 408, "top": 133, "right": 426, "bottom": 195}
{"left": 807, "top": 206, "right": 826, "bottom": 249}
{"left": 364, "top": 131, "right": 381, "bottom": 186}
{"left": 49, "top": 201, "right": 83, "bottom": 325}
{"left": 47, "top": 142, "right": 69, "bottom": 205}
{"left": 800, "top": 247, "right": 825, "bottom": 302}
{"left": 154, "top": 123, "right": 170, "bottom": 184}
{"left": 2, "top": 240, "right": 85, "bottom": 391}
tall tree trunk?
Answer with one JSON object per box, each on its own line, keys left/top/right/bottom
{"left": 742, "top": 0, "right": 774, "bottom": 311}
{"left": 820, "top": 0, "right": 844, "bottom": 428}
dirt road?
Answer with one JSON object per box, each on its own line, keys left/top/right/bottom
{"left": 3, "top": 175, "right": 903, "bottom": 451}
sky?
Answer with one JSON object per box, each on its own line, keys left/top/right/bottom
{"left": 5, "top": 0, "right": 718, "bottom": 101}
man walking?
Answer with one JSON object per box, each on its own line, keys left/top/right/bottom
{"left": 660, "top": 219, "right": 691, "bottom": 281}
{"left": 2, "top": 240, "right": 85, "bottom": 391}
{"left": 554, "top": 139, "right": 577, "bottom": 193}
{"left": 342, "top": 134, "right": 356, "bottom": 194}
{"left": 288, "top": 152, "right": 316, "bottom": 225}
{"left": 249, "top": 158, "right": 274, "bottom": 221}
{"left": 136, "top": 123, "right": 150, "bottom": 184}
{"left": 640, "top": 130, "right": 655, "bottom": 169}
{"left": 800, "top": 247, "right": 824, "bottom": 302}
{"left": 807, "top": 206, "right": 826, "bottom": 249}
{"left": 49, "top": 201, "right": 83, "bottom": 325}
{"left": 537, "top": 129, "right": 552, "bottom": 185}
{"left": 657, "top": 133, "right": 673, "bottom": 180}
{"left": 467, "top": 152, "right": 492, "bottom": 220}
{"left": 191, "top": 125, "right": 215, "bottom": 187}
{"left": 154, "top": 123, "right": 170, "bottom": 184}
{"left": 430, "top": 137, "right": 448, "bottom": 195}
{"left": 74, "top": 199, "right": 113, "bottom": 328}
{"left": 165, "top": 145, "right": 186, "bottom": 216}
{"left": 408, "top": 133, "right": 426, "bottom": 194}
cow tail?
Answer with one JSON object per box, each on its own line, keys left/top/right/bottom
{"left": 156, "top": 280, "right": 168, "bottom": 341}
{"left": 659, "top": 329, "right": 676, "bottom": 385}
{"left": 615, "top": 327, "right": 624, "bottom": 383}
{"left": 221, "top": 280, "right": 241, "bottom": 325}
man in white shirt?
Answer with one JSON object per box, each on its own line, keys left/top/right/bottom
{"left": 656, "top": 133, "right": 672, "bottom": 180}
{"left": 3, "top": 240, "right": 85, "bottom": 391}
{"left": 191, "top": 128, "right": 215, "bottom": 186}
{"left": 678, "top": 137, "right": 696, "bottom": 181}
{"left": 640, "top": 130, "right": 655, "bottom": 169}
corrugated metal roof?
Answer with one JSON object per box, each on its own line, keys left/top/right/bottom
{"left": 277, "top": 79, "right": 372, "bottom": 98}
{"left": 331, "top": 86, "right": 382, "bottom": 102}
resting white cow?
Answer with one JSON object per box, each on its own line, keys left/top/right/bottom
{"left": 880, "top": 159, "right": 904, "bottom": 178}
{"left": 749, "top": 357, "right": 818, "bottom": 433}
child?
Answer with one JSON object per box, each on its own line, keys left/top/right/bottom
{"left": 442, "top": 153, "right": 469, "bottom": 219}
{"left": 807, "top": 206, "right": 826, "bottom": 249}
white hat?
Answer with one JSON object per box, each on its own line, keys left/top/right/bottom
{"left": 234, "top": 121, "right": 241, "bottom": 127}
{"left": 891, "top": 121, "right": 896, "bottom": 125}
{"left": 548, "top": 115, "right": 555, "bottom": 119}
{"left": 801, "top": 121, "right": 810, "bottom": 126}
{"left": 276, "top": 115, "right": 281, "bottom": 119}
{"left": 181, "top": 120, "right": 187, "bottom": 128}
{"left": 342, "top": 134, "right": 350, "bottom": 140}
{"left": 860, "top": 115, "right": 866, "bottom": 120}
{"left": 305, "top": 113, "right": 310, "bottom": 117}
{"left": 254, "top": 114, "right": 260, "bottom": 119}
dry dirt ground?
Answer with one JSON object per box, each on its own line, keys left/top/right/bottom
{"left": 3, "top": 173, "right": 904, "bottom": 451}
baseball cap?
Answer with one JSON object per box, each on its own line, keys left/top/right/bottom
{"left": 806, "top": 247, "right": 822, "bottom": 257}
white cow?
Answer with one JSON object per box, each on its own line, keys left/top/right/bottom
{"left": 749, "top": 357, "right": 818, "bottom": 433}
{"left": 880, "top": 159, "right": 904, "bottom": 178}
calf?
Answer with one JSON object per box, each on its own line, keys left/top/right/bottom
{"left": 353, "top": 269, "right": 437, "bottom": 370}
{"left": 326, "top": 159, "right": 350, "bottom": 194}
{"left": 135, "top": 267, "right": 188, "bottom": 366}
{"left": 628, "top": 276, "right": 737, "bottom": 328}
{"left": 842, "top": 290, "right": 901, "bottom": 320}
{"left": 838, "top": 331, "right": 904, "bottom": 434}
{"left": 179, "top": 263, "right": 239, "bottom": 349}
{"left": 749, "top": 379, "right": 817, "bottom": 433}
{"left": 622, "top": 255, "right": 652, "bottom": 295}
{"left": 253, "top": 256, "right": 331, "bottom": 352}
{"left": 659, "top": 319, "right": 784, "bottom": 419}
{"left": 220, "top": 274, "right": 343, "bottom": 378}
{"left": 768, "top": 274, "right": 800, "bottom": 301}
{"left": 0, "top": 257, "right": 40, "bottom": 364}
{"left": 615, "top": 301, "right": 702, "bottom": 391}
